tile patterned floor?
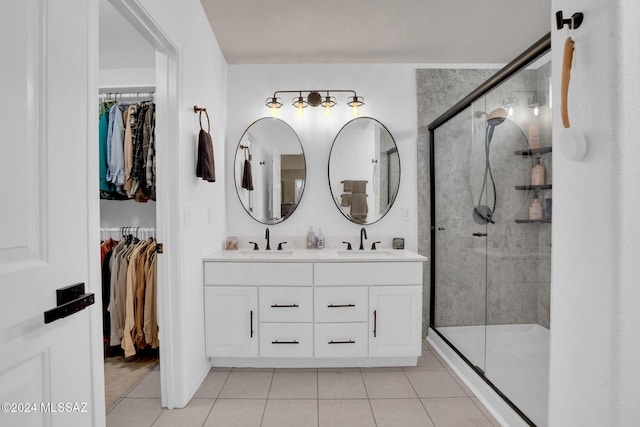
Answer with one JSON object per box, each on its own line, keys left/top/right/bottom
{"left": 106, "top": 340, "right": 501, "bottom": 426}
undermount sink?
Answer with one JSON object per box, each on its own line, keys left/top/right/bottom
{"left": 337, "top": 250, "right": 395, "bottom": 257}
{"left": 232, "top": 249, "right": 294, "bottom": 256}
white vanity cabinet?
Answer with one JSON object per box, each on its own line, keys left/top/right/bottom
{"left": 203, "top": 251, "right": 426, "bottom": 368}
{"left": 204, "top": 287, "right": 257, "bottom": 357}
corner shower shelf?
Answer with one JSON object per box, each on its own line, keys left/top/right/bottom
{"left": 515, "top": 184, "right": 552, "bottom": 191}
{"left": 515, "top": 219, "right": 552, "bottom": 224}
{"left": 514, "top": 146, "right": 552, "bottom": 156}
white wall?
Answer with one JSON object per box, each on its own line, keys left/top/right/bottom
{"left": 134, "top": 0, "right": 228, "bottom": 407}
{"left": 549, "top": 0, "right": 640, "bottom": 425}
{"left": 226, "top": 64, "right": 418, "bottom": 250}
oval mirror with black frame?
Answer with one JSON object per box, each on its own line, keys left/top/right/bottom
{"left": 328, "top": 117, "right": 400, "bottom": 224}
{"left": 234, "top": 117, "right": 306, "bottom": 224}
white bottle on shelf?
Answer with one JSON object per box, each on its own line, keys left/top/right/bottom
{"left": 529, "top": 193, "right": 544, "bottom": 220}
{"left": 531, "top": 157, "right": 545, "bottom": 186}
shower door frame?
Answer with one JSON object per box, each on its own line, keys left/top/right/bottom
{"left": 428, "top": 33, "right": 551, "bottom": 427}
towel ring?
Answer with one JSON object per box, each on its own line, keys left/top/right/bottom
{"left": 199, "top": 109, "right": 210, "bottom": 133}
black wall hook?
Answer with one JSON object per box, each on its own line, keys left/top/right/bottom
{"left": 556, "top": 10, "right": 584, "bottom": 30}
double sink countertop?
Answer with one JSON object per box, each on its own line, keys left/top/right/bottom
{"left": 204, "top": 248, "right": 428, "bottom": 263}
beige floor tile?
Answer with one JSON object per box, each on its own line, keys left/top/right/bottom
{"left": 210, "top": 366, "right": 232, "bottom": 372}
{"left": 471, "top": 397, "right": 502, "bottom": 427}
{"left": 362, "top": 371, "right": 417, "bottom": 398}
{"left": 219, "top": 371, "right": 273, "bottom": 399}
{"left": 406, "top": 371, "right": 467, "bottom": 398}
{"left": 203, "top": 399, "right": 266, "bottom": 427}
{"left": 448, "top": 370, "right": 475, "bottom": 396}
{"left": 261, "top": 399, "right": 318, "bottom": 427}
{"left": 152, "top": 398, "right": 214, "bottom": 427}
{"left": 318, "top": 399, "right": 376, "bottom": 427}
{"left": 275, "top": 368, "right": 318, "bottom": 373}
{"left": 269, "top": 371, "right": 318, "bottom": 399}
{"left": 318, "top": 371, "right": 367, "bottom": 399}
{"left": 423, "top": 339, "right": 436, "bottom": 352}
{"left": 107, "top": 398, "right": 162, "bottom": 427}
{"left": 194, "top": 370, "right": 230, "bottom": 398}
{"left": 403, "top": 352, "right": 446, "bottom": 372}
{"left": 370, "top": 398, "right": 435, "bottom": 427}
{"left": 127, "top": 371, "right": 161, "bottom": 398}
{"left": 422, "top": 397, "right": 493, "bottom": 427}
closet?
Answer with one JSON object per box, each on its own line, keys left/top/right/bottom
{"left": 99, "top": 0, "right": 161, "bottom": 411}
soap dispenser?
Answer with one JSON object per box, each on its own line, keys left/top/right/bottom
{"left": 531, "top": 157, "right": 545, "bottom": 186}
{"left": 306, "top": 226, "right": 317, "bottom": 249}
{"left": 529, "top": 193, "right": 544, "bottom": 220}
{"left": 316, "top": 228, "right": 325, "bottom": 249}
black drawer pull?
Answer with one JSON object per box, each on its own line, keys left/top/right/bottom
{"left": 327, "top": 304, "right": 355, "bottom": 308}
{"left": 270, "top": 304, "right": 299, "bottom": 308}
{"left": 271, "top": 340, "right": 299, "bottom": 344}
{"left": 472, "top": 232, "right": 487, "bottom": 237}
{"left": 373, "top": 310, "right": 377, "bottom": 337}
{"left": 250, "top": 310, "right": 254, "bottom": 337}
{"left": 328, "top": 340, "right": 355, "bottom": 344}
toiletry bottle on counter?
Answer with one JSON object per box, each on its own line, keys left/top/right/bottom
{"left": 528, "top": 125, "right": 540, "bottom": 149}
{"left": 531, "top": 157, "right": 545, "bottom": 186}
{"left": 529, "top": 193, "right": 544, "bottom": 220}
{"left": 316, "top": 228, "right": 325, "bottom": 249}
{"left": 306, "top": 226, "right": 317, "bottom": 249}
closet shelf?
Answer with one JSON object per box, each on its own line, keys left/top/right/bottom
{"left": 515, "top": 185, "right": 552, "bottom": 191}
{"left": 515, "top": 219, "right": 552, "bottom": 224}
{"left": 514, "top": 146, "right": 552, "bottom": 156}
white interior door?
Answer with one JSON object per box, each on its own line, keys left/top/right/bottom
{"left": 0, "top": 1, "right": 104, "bottom": 427}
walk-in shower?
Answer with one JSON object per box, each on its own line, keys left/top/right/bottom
{"left": 428, "top": 35, "right": 551, "bottom": 426}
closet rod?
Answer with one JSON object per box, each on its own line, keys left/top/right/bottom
{"left": 100, "top": 227, "right": 156, "bottom": 239}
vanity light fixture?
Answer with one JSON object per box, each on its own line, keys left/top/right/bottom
{"left": 265, "top": 90, "right": 365, "bottom": 117}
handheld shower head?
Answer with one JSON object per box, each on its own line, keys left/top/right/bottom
{"left": 487, "top": 108, "right": 508, "bottom": 127}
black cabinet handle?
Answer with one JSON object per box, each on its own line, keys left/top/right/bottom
{"left": 270, "top": 304, "right": 299, "bottom": 308}
{"left": 44, "top": 283, "right": 94, "bottom": 324}
{"left": 271, "top": 340, "right": 299, "bottom": 344}
{"left": 327, "top": 304, "right": 355, "bottom": 308}
{"left": 250, "top": 310, "right": 254, "bottom": 337}
{"left": 373, "top": 310, "right": 377, "bottom": 337}
{"left": 328, "top": 340, "right": 355, "bottom": 344}
{"left": 472, "top": 232, "right": 487, "bottom": 237}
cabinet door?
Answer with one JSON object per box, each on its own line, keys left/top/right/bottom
{"left": 369, "top": 286, "right": 422, "bottom": 357}
{"left": 205, "top": 287, "right": 258, "bottom": 357}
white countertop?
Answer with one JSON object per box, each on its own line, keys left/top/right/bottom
{"left": 204, "top": 248, "right": 428, "bottom": 263}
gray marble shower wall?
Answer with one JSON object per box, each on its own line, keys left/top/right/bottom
{"left": 417, "top": 65, "right": 552, "bottom": 336}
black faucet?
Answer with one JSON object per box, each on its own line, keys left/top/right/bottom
{"left": 359, "top": 227, "right": 368, "bottom": 250}
{"left": 265, "top": 227, "right": 271, "bottom": 250}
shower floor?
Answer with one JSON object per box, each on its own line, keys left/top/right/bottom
{"left": 437, "top": 323, "right": 549, "bottom": 426}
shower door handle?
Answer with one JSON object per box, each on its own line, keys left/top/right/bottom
{"left": 437, "top": 227, "right": 445, "bottom": 231}
{"left": 472, "top": 232, "right": 487, "bottom": 237}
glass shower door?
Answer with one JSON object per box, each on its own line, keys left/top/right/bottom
{"left": 432, "top": 102, "right": 488, "bottom": 372}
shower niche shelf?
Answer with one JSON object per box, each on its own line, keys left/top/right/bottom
{"left": 514, "top": 219, "right": 552, "bottom": 224}
{"left": 515, "top": 184, "right": 552, "bottom": 191}
{"left": 514, "top": 146, "right": 552, "bottom": 156}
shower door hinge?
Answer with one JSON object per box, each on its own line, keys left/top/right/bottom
{"left": 473, "top": 365, "right": 485, "bottom": 376}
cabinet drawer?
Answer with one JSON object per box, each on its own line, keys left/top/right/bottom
{"left": 259, "top": 323, "right": 313, "bottom": 357}
{"left": 314, "top": 323, "right": 368, "bottom": 358}
{"left": 314, "top": 287, "right": 367, "bottom": 322}
{"left": 314, "top": 262, "right": 422, "bottom": 285}
{"left": 259, "top": 287, "right": 313, "bottom": 322}
{"left": 204, "top": 262, "right": 313, "bottom": 286}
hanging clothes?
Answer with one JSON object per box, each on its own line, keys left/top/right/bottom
{"left": 99, "top": 97, "right": 156, "bottom": 202}
{"left": 102, "top": 232, "right": 159, "bottom": 357}
{"left": 196, "top": 109, "right": 216, "bottom": 182}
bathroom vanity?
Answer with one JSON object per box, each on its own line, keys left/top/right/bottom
{"left": 203, "top": 249, "right": 427, "bottom": 367}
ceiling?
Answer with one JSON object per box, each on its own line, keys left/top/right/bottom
{"left": 200, "top": 0, "right": 551, "bottom": 64}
